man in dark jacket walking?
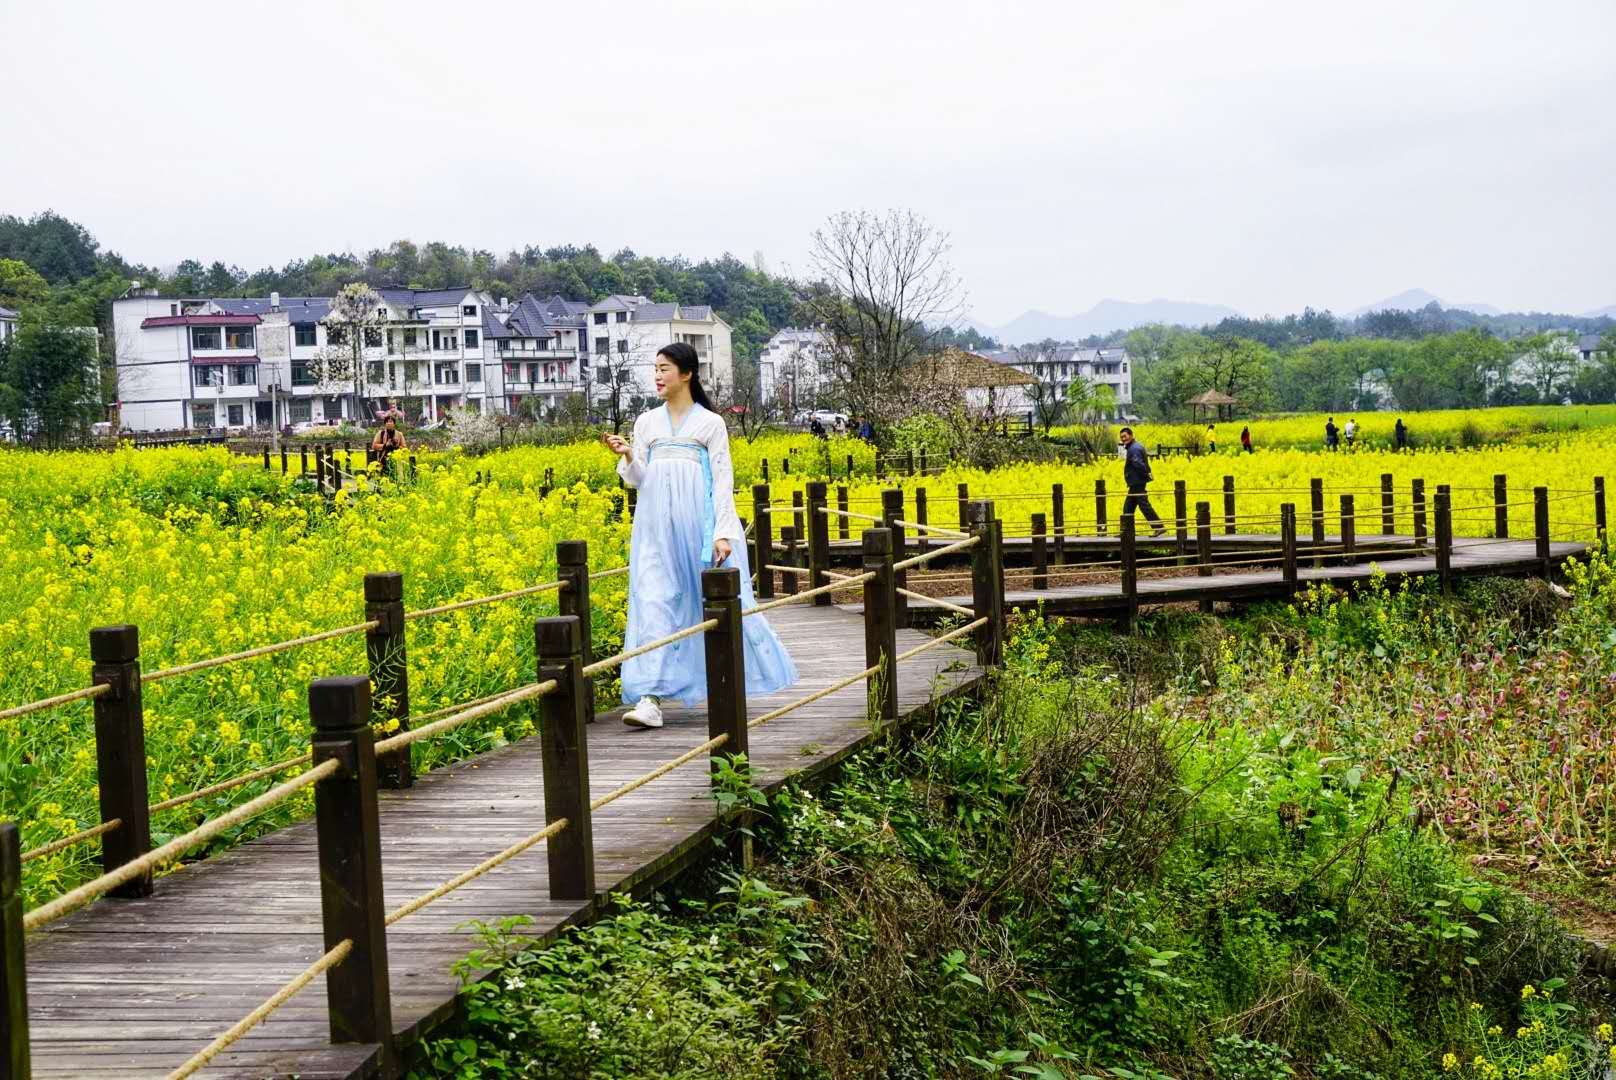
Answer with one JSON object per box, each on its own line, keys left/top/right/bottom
{"left": 1119, "top": 427, "right": 1166, "bottom": 537}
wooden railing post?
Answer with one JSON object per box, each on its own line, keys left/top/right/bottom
{"left": 1310, "top": 478, "right": 1325, "bottom": 565}
{"left": 262, "top": 447, "right": 271, "bottom": 471}
{"left": 1534, "top": 485, "right": 1551, "bottom": 578}
{"left": 301, "top": 445, "right": 309, "bottom": 475}
{"left": 2, "top": 823, "right": 29, "bottom": 1080}
{"left": 1282, "top": 503, "right": 1298, "bottom": 595}
{"left": 861, "top": 528, "right": 899, "bottom": 724}
{"left": 1119, "top": 513, "right": 1138, "bottom": 630}
{"left": 1412, "top": 478, "right": 1427, "bottom": 549}
{"left": 882, "top": 488, "right": 909, "bottom": 630}
{"left": 752, "top": 483, "right": 774, "bottom": 599}
{"left": 761, "top": 458, "right": 771, "bottom": 484}
{"left": 957, "top": 482, "right": 970, "bottom": 533}
{"left": 281, "top": 445, "right": 289, "bottom": 475}
{"left": 556, "top": 540, "right": 594, "bottom": 713}
{"left": 1174, "top": 480, "right": 1188, "bottom": 564}
{"left": 1196, "top": 501, "right": 1213, "bottom": 613}
{"left": 968, "top": 501, "right": 1005, "bottom": 666}
{"left": 1095, "top": 478, "right": 1109, "bottom": 536}
{"left": 1381, "top": 472, "right": 1395, "bottom": 536}
{"left": 845, "top": 453, "right": 853, "bottom": 479}
{"left": 1495, "top": 474, "right": 1509, "bottom": 539}
{"left": 919, "top": 448, "right": 928, "bottom": 475}
{"left": 1031, "top": 512, "right": 1048, "bottom": 590}
{"left": 1435, "top": 485, "right": 1453, "bottom": 596}
{"left": 90, "top": 625, "right": 152, "bottom": 897}
{"left": 308, "top": 676, "right": 393, "bottom": 1068}
{"left": 314, "top": 444, "right": 325, "bottom": 487}
{"left": 836, "top": 485, "right": 850, "bottom": 541}
{"left": 792, "top": 490, "right": 805, "bottom": 542}
{"left": 365, "top": 573, "right": 411, "bottom": 790}
{"left": 806, "top": 480, "right": 831, "bottom": 603}
{"left": 1341, "top": 494, "right": 1356, "bottom": 566}
{"left": 1596, "top": 476, "right": 1608, "bottom": 555}
{"left": 1051, "top": 482, "right": 1067, "bottom": 563}
{"left": 782, "top": 455, "right": 791, "bottom": 477}
{"left": 1222, "top": 475, "right": 1236, "bottom": 535}
{"left": 702, "top": 568, "right": 751, "bottom": 868}
{"left": 914, "top": 486, "right": 931, "bottom": 554}
{"left": 779, "top": 527, "right": 799, "bottom": 595}
{"left": 534, "top": 617, "right": 595, "bottom": 900}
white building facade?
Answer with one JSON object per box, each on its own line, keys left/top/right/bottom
{"left": 585, "top": 294, "right": 733, "bottom": 410}
{"left": 0, "top": 306, "right": 17, "bottom": 346}
{"left": 757, "top": 327, "right": 833, "bottom": 409}
{"left": 992, "top": 345, "right": 1133, "bottom": 415}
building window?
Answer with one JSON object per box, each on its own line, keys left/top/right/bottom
{"left": 225, "top": 325, "right": 254, "bottom": 350}
{"left": 432, "top": 330, "right": 459, "bottom": 351}
{"left": 191, "top": 402, "right": 215, "bottom": 427}
{"left": 327, "top": 325, "right": 348, "bottom": 346}
{"left": 367, "top": 361, "right": 384, "bottom": 383}
{"left": 594, "top": 336, "right": 609, "bottom": 354}
{"left": 464, "top": 329, "right": 479, "bottom": 349}
{"left": 362, "top": 327, "right": 382, "bottom": 348}
{"left": 462, "top": 304, "right": 477, "bottom": 317}
{"left": 289, "top": 399, "right": 312, "bottom": 422}
{"left": 616, "top": 339, "right": 628, "bottom": 354}
{"left": 615, "top": 311, "right": 627, "bottom": 323}
{"left": 593, "top": 312, "right": 607, "bottom": 325}
{"left": 435, "top": 363, "right": 460, "bottom": 385}
{"left": 596, "top": 367, "right": 610, "bottom": 385}
{"left": 193, "top": 364, "right": 225, "bottom": 387}
{"left": 294, "top": 324, "right": 317, "bottom": 347}
{"left": 527, "top": 363, "right": 540, "bottom": 382}
{"left": 466, "top": 363, "right": 482, "bottom": 382}
{"left": 227, "top": 404, "right": 245, "bottom": 426}
{"left": 291, "top": 362, "right": 315, "bottom": 386}
{"left": 228, "top": 364, "right": 257, "bottom": 386}
{"left": 191, "top": 326, "right": 222, "bottom": 350}
{"left": 403, "top": 328, "right": 418, "bottom": 348}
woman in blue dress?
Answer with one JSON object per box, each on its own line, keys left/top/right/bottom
{"left": 602, "top": 342, "right": 798, "bottom": 728}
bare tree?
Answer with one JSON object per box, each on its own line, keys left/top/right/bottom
{"left": 801, "top": 210, "right": 967, "bottom": 438}
{"left": 716, "top": 355, "right": 777, "bottom": 442}
{"left": 308, "top": 282, "right": 385, "bottom": 421}
{"left": 587, "top": 319, "right": 657, "bottom": 433}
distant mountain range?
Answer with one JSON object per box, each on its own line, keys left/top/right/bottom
{"left": 969, "top": 298, "right": 1242, "bottom": 345}
{"left": 1347, "top": 289, "right": 1503, "bottom": 317}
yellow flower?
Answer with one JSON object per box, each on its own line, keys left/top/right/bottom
{"left": 1600, "top": 1022, "right": 1613, "bottom": 1042}
{"left": 1442, "top": 1052, "right": 1458, "bottom": 1071}
{"left": 1470, "top": 1001, "right": 1484, "bottom": 1011}
{"left": 1487, "top": 1026, "right": 1502, "bottom": 1037}
{"left": 1520, "top": 984, "right": 1536, "bottom": 1000}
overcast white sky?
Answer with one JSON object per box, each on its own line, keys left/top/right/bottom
{"left": 1, "top": 0, "right": 1611, "bottom": 325}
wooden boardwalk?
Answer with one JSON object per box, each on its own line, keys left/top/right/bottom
{"left": 887, "top": 536, "right": 1592, "bottom": 620}
{"left": 20, "top": 604, "right": 982, "bottom": 1079}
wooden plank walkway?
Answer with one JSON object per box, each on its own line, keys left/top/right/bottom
{"left": 21, "top": 604, "right": 982, "bottom": 1079}
{"left": 887, "top": 537, "right": 1592, "bottom": 619}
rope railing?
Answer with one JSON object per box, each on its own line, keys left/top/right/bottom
{"left": 150, "top": 755, "right": 313, "bottom": 814}
{"left": 775, "top": 564, "right": 980, "bottom": 618}
{"left": 893, "top": 518, "right": 969, "bottom": 538}
{"left": 589, "top": 565, "right": 631, "bottom": 582}
{"left": 24, "top": 758, "right": 342, "bottom": 931}
{"left": 162, "top": 939, "right": 354, "bottom": 1080}
{"left": 747, "top": 572, "right": 878, "bottom": 616}
{"left": 141, "top": 621, "right": 380, "bottom": 685}
{"left": 817, "top": 505, "right": 884, "bottom": 524}
{"left": 375, "top": 680, "right": 558, "bottom": 756}
{"left": 0, "top": 682, "right": 110, "bottom": 723}
{"left": 582, "top": 620, "right": 719, "bottom": 678}
{"left": 590, "top": 734, "right": 731, "bottom": 811}
{"left": 20, "top": 819, "right": 122, "bottom": 864}
{"left": 749, "top": 666, "right": 881, "bottom": 728}
{"left": 895, "top": 617, "right": 989, "bottom": 661}
{"left": 385, "top": 818, "right": 571, "bottom": 927}
{"left": 405, "top": 578, "right": 566, "bottom": 621}
{"left": 892, "top": 535, "right": 981, "bottom": 572}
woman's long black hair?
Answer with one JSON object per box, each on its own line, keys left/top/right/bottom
{"left": 657, "top": 342, "right": 713, "bottom": 410}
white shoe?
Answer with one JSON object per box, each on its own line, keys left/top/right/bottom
{"left": 623, "top": 696, "right": 663, "bottom": 729}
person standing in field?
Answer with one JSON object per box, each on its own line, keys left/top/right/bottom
{"left": 1395, "top": 417, "right": 1407, "bottom": 450}
{"left": 1119, "top": 427, "right": 1166, "bottom": 538}
{"left": 1344, "top": 417, "right": 1358, "bottom": 447}
{"left": 1240, "top": 425, "right": 1252, "bottom": 453}
{"left": 370, "top": 416, "right": 406, "bottom": 475}
{"left": 603, "top": 342, "right": 798, "bottom": 729}
{"left": 1206, "top": 424, "right": 1217, "bottom": 453}
{"left": 1325, "top": 416, "right": 1339, "bottom": 450}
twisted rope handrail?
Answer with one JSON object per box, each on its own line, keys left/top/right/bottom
{"left": 162, "top": 939, "right": 353, "bottom": 1080}
{"left": 405, "top": 578, "right": 566, "bottom": 621}
{"left": 746, "top": 572, "right": 877, "bottom": 616}
{"left": 0, "top": 683, "right": 111, "bottom": 723}
{"left": 892, "top": 535, "right": 981, "bottom": 572}
{"left": 375, "top": 680, "right": 558, "bottom": 755}
{"left": 24, "top": 758, "right": 342, "bottom": 931}
{"left": 816, "top": 505, "right": 884, "bottom": 524}
{"left": 749, "top": 665, "right": 880, "bottom": 729}
{"left": 385, "top": 819, "right": 571, "bottom": 927}
{"left": 141, "top": 621, "right": 380, "bottom": 684}
{"left": 895, "top": 617, "right": 989, "bottom": 661}
{"left": 775, "top": 564, "right": 978, "bottom": 618}
{"left": 582, "top": 620, "right": 719, "bottom": 678}
{"left": 893, "top": 518, "right": 969, "bottom": 538}
{"left": 20, "top": 819, "right": 122, "bottom": 864}
{"left": 590, "top": 734, "right": 731, "bottom": 811}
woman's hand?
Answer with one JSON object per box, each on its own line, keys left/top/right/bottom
{"left": 713, "top": 539, "right": 732, "bottom": 565}
{"left": 602, "top": 433, "right": 632, "bottom": 457}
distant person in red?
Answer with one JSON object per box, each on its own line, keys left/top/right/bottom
{"left": 1240, "top": 425, "right": 1252, "bottom": 453}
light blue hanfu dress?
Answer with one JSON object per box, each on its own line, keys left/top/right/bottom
{"left": 616, "top": 402, "right": 798, "bottom": 706}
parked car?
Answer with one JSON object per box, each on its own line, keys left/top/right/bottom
{"left": 291, "top": 421, "right": 339, "bottom": 436}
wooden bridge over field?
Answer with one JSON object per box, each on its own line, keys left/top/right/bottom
{"left": 0, "top": 473, "right": 1608, "bottom": 1079}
